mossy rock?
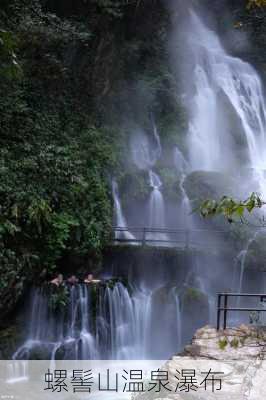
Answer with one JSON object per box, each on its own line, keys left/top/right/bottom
{"left": 155, "top": 167, "right": 183, "bottom": 202}
{"left": 184, "top": 171, "right": 238, "bottom": 204}
{"left": 119, "top": 169, "right": 150, "bottom": 204}
{"left": 28, "top": 346, "right": 52, "bottom": 360}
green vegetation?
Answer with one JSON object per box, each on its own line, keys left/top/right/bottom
{"left": 48, "top": 285, "right": 69, "bottom": 311}
{"left": 218, "top": 338, "right": 228, "bottom": 350}
{"left": 0, "top": 0, "right": 124, "bottom": 316}
{"left": 199, "top": 193, "right": 264, "bottom": 224}
{"left": 230, "top": 338, "right": 239, "bottom": 349}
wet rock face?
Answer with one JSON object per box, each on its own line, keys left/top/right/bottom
{"left": 184, "top": 171, "right": 239, "bottom": 204}
{"left": 181, "top": 288, "right": 210, "bottom": 345}
{"left": 0, "top": 325, "right": 22, "bottom": 359}
{"left": 245, "top": 232, "right": 266, "bottom": 272}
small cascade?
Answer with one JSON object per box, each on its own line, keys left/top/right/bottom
{"left": 6, "top": 361, "right": 28, "bottom": 384}
{"left": 146, "top": 119, "right": 169, "bottom": 244}
{"left": 148, "top": 170, "right": 168, "bottom": 243}
{"left": 112, "top": 180, "right": 135, "bottom": 242}
{"left": 236, "top": 232, "right": 259, "bottom": 296}
{"left": 174, "top": 146, "right": 189, "bottom": 174}
{"left": 171, "top": 288, "right": 182, "bottom": 352}
{"left": 128, "top": 116, "right": 169, "bottom": 244}
{"left": 14, "top": 282, "right": 183, "bottom": 360}
{"left": 236, "top": 249, "right": 248, "bottom": 297}
{"left": 13, "top": 285, "right": 99, "bottom": 360}
{"left": 179, "top": 174, "right": 194, "bottom": 230}
{"left": 173, "top": 146, "right": 194, "bottom": 231}
{"left": 150, "top": 113, "right": 162, "bottom": 163}
{"left": 234, "top": 232, "right": 260, "bottom": 313}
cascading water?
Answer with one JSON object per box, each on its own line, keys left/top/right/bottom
{"left": 14, "top": 285, "right": 99, "bottom": 360}
{"left": 147, "top": 119, "right": 169, "bottom": 241}
{"left": 112, "top": 180, "right": 135, "bottom": 242}
{"left": 129, "top": 118, "right": 168, "bottom": 243}
{"left": 15, "top": 283, "right": 182, "bottom": 360}
{"left": 148, "top": 171, "right": 168, "bottom": 243}
{"left": 181, "top": 9, "right": 266, "bottom": 326}
{"left": 186, "top": 11, "right": 266, "bottom": 197}
{"left": 234, "top": 231, "right": 260, "bottom": 310}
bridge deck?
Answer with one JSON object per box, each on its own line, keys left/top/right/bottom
{"left": 112, "top": 226, "right": 230, "bottom": 249}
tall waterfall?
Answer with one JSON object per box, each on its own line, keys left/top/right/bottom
{"left": 186, "top": 11, "right": 266, "bottom": 196}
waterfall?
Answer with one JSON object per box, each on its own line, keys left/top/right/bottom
{"left": 148, "top": 171, "right": 166, "bottom": 229}
{"left": 14, "top": 285, "right": 99, "bottom": 360}
{"left": 171, "top": 288, "right": 182, "bottom": 352}
{"left": 236, "top": 249, "right": 248, "bottom": 297}
{"left": 146, "top": 119, "right": 168, "bottom": 242}
{"left": 174, "top": 146, "right": 189, "bottom": 174}
{"left": 179, "top": 174, "right": 194, "bottom": 230}
{"left": 112, "top": 180, "right": 135, "bottom": 241}
{"left": 14, "top": 283, "right": 183, "bottom": 360}
{"left": 235, "top": 231, "right": 259, "bottom": 308}
{"left": 129, "top": 117, "right": 168, "bottom": 244}
{"left": 148, "top": 170, "right": 168, "bottom": 243}
{"left": 186, "top": 11, "right": 266, "bottom": 196}
{"left": 150, "top": 113, "right": 162, "bottom": 163}
{"left": 173, "top": 146, "right": 194, "bottom": 231}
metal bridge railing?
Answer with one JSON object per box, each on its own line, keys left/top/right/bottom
{"left": 217, "top": 293, "right": 266, "bottom": 330}
{"left": 112, "top": 226, "right": 229, "bottom": 248}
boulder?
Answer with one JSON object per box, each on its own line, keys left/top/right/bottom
{"left": 184, "top": 171, "right": 239, "bottom": 204}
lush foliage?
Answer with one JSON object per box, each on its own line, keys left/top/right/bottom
{"left": 0, "top": 0, "right": 123, "bottom": 317}
{"left": 199, "top": 193, "right": 265, "bottom": 224}
{"left": 247, "top": 0, "right": 266, "bottom": 8}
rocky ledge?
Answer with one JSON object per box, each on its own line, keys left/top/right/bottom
{"left": 182, "top": 324, "right": 266, "bottom": 360}
{"left": 137, "top": 325, "right": 266, "bottom": 400}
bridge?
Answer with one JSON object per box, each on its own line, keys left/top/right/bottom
{"left": 112, "top": 226, "right": 230, "bottom": 249}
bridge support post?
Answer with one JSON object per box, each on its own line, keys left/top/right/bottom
{"left": 223, "top": 294, "right": 228, "bottom": 330}
{"left": 217, "top": 294, "right": 222, "bottom": 330}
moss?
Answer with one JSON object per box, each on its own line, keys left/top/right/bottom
{"left": 218, "top": 338, "right": 228, "bottom": 350}
{"left": 156, "top": 167, "right": 182, "bottom": 202}
{"left": 239, "top": 336, "right": 247, "bottom": 346}
{"left": 47, "top": 285, "right": 70, "bottom": 312}
{"left": 184, "top": 171, "right": 238, "bottom": 204}
{"left": 184, "top": 287, "right": 205, "bottom": 302}
{"left": 119, "top": 169, "right": 150, "bottom": 204}
{"left": 230, "top": 338, "right": 239, "bottom": 348}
